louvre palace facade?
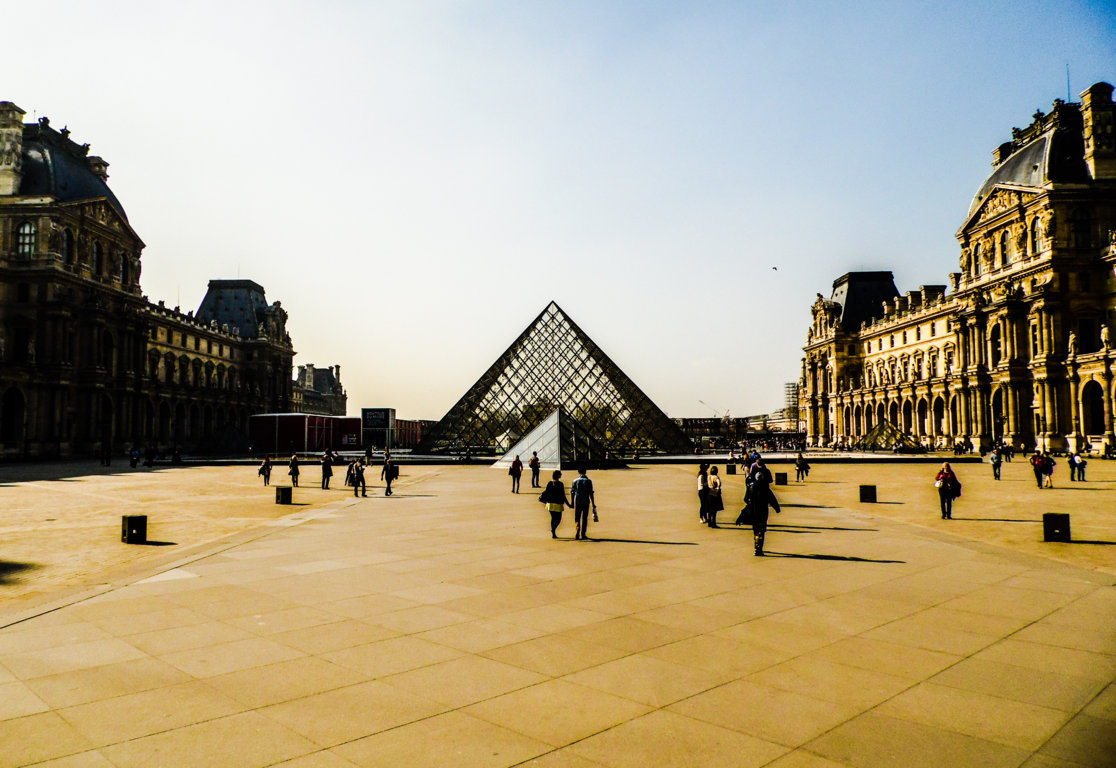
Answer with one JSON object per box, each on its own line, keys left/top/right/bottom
{"left": 0, "top": 101, "right": 296, "bottom": 458}
{"left": 801, "top": 82, "right": 1116, "bottom": 454}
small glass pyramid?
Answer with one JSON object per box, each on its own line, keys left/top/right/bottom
{"left": 416, "top": 302, "right": 691, "bottom": 457}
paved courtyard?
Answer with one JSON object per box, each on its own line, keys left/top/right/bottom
{"left": 1, "top": 459, "right": 1114, "bottom": 767}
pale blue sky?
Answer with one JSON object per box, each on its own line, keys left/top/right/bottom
{"left": 8, "top": 1, "right": 1115, "bottom": 419}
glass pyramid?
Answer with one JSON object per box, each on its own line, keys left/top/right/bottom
{"left": 492, "top": 408, "right": 608, "bottom": 470}
{"left": 417, "top": 302, "right": 692, "bottom": 457}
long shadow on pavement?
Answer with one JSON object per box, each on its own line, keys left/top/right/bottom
{"left": 766, "top": 552, "right": 905, "bottom": 564}
{"left": 0, "top": 561, "right": 42, "bottom": 584}
{"left": 582, "top": 538, "right": 698, "bottom": 546}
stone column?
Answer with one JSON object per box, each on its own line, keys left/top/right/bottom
{"left": 1104, "top": 361, "right": 1115, "bottom": 450}
{"left": 1069, "top": 368, "right": 1082, "bottom": 451}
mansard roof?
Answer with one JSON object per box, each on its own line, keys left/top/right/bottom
{"left": 829, "top": 272, "right": 899, "bottom": 331}
{"left": 195, "top": 279, "right": 272, "bottom": 339}
{"left": 18, "top": 118, "right": 128, "bottom": 219}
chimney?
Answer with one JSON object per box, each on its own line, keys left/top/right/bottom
{"left": 1081, "top": 82, "right": 1116, "bottom": 180}
{"left": 86, "top": 155, "right": 109, "bottom": 182}
{"left": 991, "top": 141, "right": 1014, "bottom": 166}
{"left": 0, "top": 101, "right": 26, "bottom": 196}
{"left": 334, "top": 365, "right": 341, "bottom": 383}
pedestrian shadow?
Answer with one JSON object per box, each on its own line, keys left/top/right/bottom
{"left": 377, "top": 494, "right": 437, "bottom": 498}
{"left": 781, "top": 503, "right": 837, "bottom": 509}
{"left": 0, "top": 561, "right": 41, "bottom": 584}
{"left": 950, "top": 518, "right": 1041, "bottom": 523}
{"left": 766, "top": 552, "right": 905, "bottom": 564}
{"left": 770, "top": 524, "right": 878, "bottom": 532}
{"left": 583, "top": 538, "right": 698, "bottom": 546}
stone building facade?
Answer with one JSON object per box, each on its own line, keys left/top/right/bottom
{"left": 801, "top": 82, "right": 1116, "bottom": 454}
{"left": 293, "top": 363, "right": 347, "bottom": 416}
{"left": 0, "top": 102, "right": 294, "bottom": 458}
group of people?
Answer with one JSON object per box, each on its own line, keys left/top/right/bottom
{"left": 538, "top": 467, "right": 597, "bottom": 540}
{"left": 507, "top": 452, "right": 542, "bottom": 493}
{"left": 696, "top": 455, "right": 782, "bottom": 556}
{"left": 258, "top": 453, "right": 399, "bottom": 497}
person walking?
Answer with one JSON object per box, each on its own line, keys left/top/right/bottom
{"left": 935, "top": 462, "right": 962, "bottom": 519}
{"left": 794, "top": 452, "right": 810, "bottom": 482}
{"left": 570, "top": 466, "right": 597, "bottom": 540}
{"left": 352, "top": 458, "right": 367, "bottom": 497}
{"left": 541, "top": 469, "right": 571, "bottom": 538}
{"left": 321, "top": 453, "right": 333, "bottom": 489}
{"left": 381, "top": 456, "right": 397, "bottom": 496}
{"left": 529, "top": 452, "right": 541, "bottom": 488}
{"left": 707, "top": 465, "right": 724, "bottom": 528}
{"left": 747, "top": 458, "right": 779, "bottom": 556}
{"left": 1029, "top": 451, "right": 1045, "bottom": 488}
{"left": 696, "top": 463, "right": 710, "bottom": 525}
{"left": 510, "top": 455, "right": 523, "bottom": 494}
{"left": 990, "top": 447, "right": 1002, "bottom": 480}
{"left": 288, "top": 455, "right": 300, "bottom": 487}
{"left": 259, "top": 456, "right": 272, "bottom": 486}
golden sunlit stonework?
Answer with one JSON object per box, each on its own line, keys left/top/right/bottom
{"left": 802, "top": 82, "right": 1116, "bottom": 454}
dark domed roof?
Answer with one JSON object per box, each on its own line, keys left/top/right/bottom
{"left": 968, "top": 102, "right": 1089, "bottom": 216}
{"left": 18, "top": 120, "right": 127, "bottom": 219}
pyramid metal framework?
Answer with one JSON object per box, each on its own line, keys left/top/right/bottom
{"left": 416, "top": 302, "right": 692, "bottom": 457}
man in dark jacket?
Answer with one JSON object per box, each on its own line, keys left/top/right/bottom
{"left": 747, "top": 458, "right": 780, "bottom": 556}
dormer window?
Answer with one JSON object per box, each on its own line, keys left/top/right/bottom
{"left": 16, "top": 221, "right": 35, "bottom": 257}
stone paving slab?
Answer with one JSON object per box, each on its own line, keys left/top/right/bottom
{"left": 0, "top": 461, "right": 1114, "bottom": 766}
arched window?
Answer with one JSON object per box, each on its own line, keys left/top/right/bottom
{"left": 1029, "top": 217, "right": 1040, "bottom": 256}
{"left": 972, "top": 243, "right": 982, "bottom": 276}
{"left": 120, "top": 259, "right": 130, "bottom": 286}
{"left": 92, "top": 242, "right": 104, "bottom": 276}
{"left": 999, "top": 231, "right": 1009, "bottom": 267}
{"left": 16, "top": 222, "right": 36, "bottom": 257}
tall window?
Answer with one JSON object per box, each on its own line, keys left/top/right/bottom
{"left": 16, "top": 221, "right": 36, "bottom": 257}
{"left": 92, "top": 242, "right": 103, "bottom": 276}
{"left": 999, "top": 231, "right": 1009, "bottom": 267}
{"left": 972, "top": 243, "right": 982, "bottom": 276}
{"left": 1031, "top": 323, "right": 1040, "bottom": 357}
{"left": 62, "top": 229, "right": 75, "bottom": 265}
{"left": 1071, "top": 208, "right": 1091, "bottom": 248}
{"left": 1029, "top": 217, "right": 1040, "bottom": 255}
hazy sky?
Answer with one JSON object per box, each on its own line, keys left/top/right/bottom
{"left": 8, "top": 1, "right": 1115, "bottom": 420}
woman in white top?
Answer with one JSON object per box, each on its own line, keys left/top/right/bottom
{"left": 697, "top": 463, "right": 710, "bottom": 524}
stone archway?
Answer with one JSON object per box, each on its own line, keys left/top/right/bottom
{"left": 991, "top": 388, "right": 1005, "bottom": 441}
{"left": 902, "top": 400, "right": 913, "bottom": 433}
{"left": 1082, "top": 380, "right": 1105, "bottom": 436}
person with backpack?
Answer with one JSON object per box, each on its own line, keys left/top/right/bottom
{"left": 1029, "top": 451, "right": 1044, "bottom": 488}
{"left": 528, "top": 452, "right": 541, "bottom": 488}
{"left": 1042, "top": 451, "right": 1056, "bottom": 488}
{"left": 935, "top": 462, "right": 962, "bottom": 519}
{"left": 706, "top": 465, "right": 724, "bottom": 528}
{"left": 570, "top": 466, "right": 597, "bottom": 540}
{"left": 540, "top": 470, "right": 572, "bottom": 538}
{"left": 746, "top": 457, "right": 780, "bottom": 556}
